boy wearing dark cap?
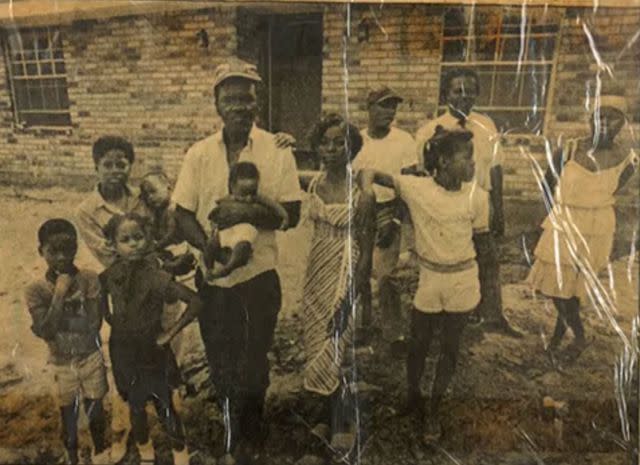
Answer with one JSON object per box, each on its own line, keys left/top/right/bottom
{"left": 352, "top": 85, "right": 415, "bottom": 329}
{"left": 24, "top": 219, "right": 120, "bottom": 465}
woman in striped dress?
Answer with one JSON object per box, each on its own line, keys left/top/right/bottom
{"left": 302, "top": 113, "right": 376, "bottom": 457}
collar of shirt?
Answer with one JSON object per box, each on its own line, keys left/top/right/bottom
{"left": 438, "top": 110, "right": 476, "bottom": 128}
{"left": 213, "top": 124, "right": 258, "bottom": 155}
{"left": 83, "top": 184, "right": 140, "bottom": 216}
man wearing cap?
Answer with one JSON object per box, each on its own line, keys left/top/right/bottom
{"left": 415, "top": 67, "right": 522, "bottom": 338}
{"left": 172, "top": 58, "right": 303, "bottom": 462}
{"left": 352, "top": 86, "right": 416, "bottom": 329}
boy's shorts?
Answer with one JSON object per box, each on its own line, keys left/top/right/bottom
{"left": 53, "top": 350, "right": 108, "bottom": 405}
{"left": 413, "top": 262, "right": 480, "bottom": 313}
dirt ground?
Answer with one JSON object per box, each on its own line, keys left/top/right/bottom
{"left": 0, "top": 185, "right": 638, "bottom": 465}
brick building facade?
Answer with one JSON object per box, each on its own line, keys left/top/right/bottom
{"left": 0, "top": 2, "right": 637, "bottom": 203}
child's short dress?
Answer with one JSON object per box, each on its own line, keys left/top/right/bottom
{"left": 100, "top": 257, "right": 181, "bottom": 407}
{"left": 302, "top": 173, "right": 360, "bottom": 395}
{"left": 528, "top": 139, "right": 637, "bottom": 302}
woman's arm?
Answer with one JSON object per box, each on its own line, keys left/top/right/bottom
{"left": 354, "top": 190, "right": 377, "bottom": 309}
{"left": 357, "top": 169, "right": 396, "bottom": 192}
{"left": 615, "top": 162, "right": 638, "bottom": 194}
{"left": 156, "top": 282, "right": 203, "bottom": 345}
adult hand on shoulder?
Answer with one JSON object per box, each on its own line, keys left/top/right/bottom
{"left": 274, "top": 132, "right": 296, "bottom": 149}
{"left": 354, "top": 190, "right": 376, "bottom": 231}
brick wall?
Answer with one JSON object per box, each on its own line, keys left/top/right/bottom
{"left": 321, "top": 4, "right": 443, "bottom": 132}
{"left": 321, "top": 4, "right": 639, "bottom": 203}
{"left": 0, "top": 7, "right": 236, "bottom": 186}
{"left": 0, "top": 4, "right": 637, "bottom": 205}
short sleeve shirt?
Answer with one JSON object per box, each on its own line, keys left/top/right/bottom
{"left": 394, "top": 175, "right": 488, "bottom": 265}
{"left": 351, "top": 127, "right": 416, "bottom": 203}
{"left": 24, "top": 269, "right": 102, "bottom": 365}
{"left": 415, "top": 111, "right": 503, "bottom": 192}
{"left": 172, "top": 125, "right": 303, "bottom": 288}
{"left": 100, "top": 257, "right": 177, "bottom": 335}
{"left": 75, "top": 186, "right": 142, "bottom": 269}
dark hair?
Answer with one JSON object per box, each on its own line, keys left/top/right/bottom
{"left": 103, "top": 212, "right": 149, "bottom": 243}
{"left": 309, "top": 113, "right": 363, "bottom": 161}
{"left": 422, "top": 125, "right": 473, "bottom": 175}
{"left": 140, "top": 170, "right": 170, "bottom": 203}
{"left": 228, "top": 161, "right": 259, "bottom": 191}
{"left": 92, "top": 136, "right": 135, "bottom": 166}
{"left": 440, "top": 68, "right": 480, "bottom": 102}
{"left": 38, "top": 218, "right": 77, "bottom": 246}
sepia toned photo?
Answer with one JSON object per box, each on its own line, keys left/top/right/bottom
{"left": 0, "top": 1, "right": 638, "bottom": 465}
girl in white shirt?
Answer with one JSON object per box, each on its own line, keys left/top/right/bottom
{"left": 360, "top": 125, "right": 488, "bottom": 443}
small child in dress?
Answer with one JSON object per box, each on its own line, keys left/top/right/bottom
{"left": 100, "top": 212, "right": 202, "bottom": 465}
{"left": 136, "top": 171, "right": 195, "bottom": 276}
{"left": 360, "top": 126, "right": 488, "bottom": 443}
{"left": 203, "top": 161, "right": 289, "bottom": 279}
{"left": 24, "top": 219, "right": 119, "bottom": 465}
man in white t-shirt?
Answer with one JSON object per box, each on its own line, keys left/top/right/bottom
{"left": 415, "top": 68, "right": 522, "bottom": 338}
{"left": 172, "top": 58, "right": 303, "bottom": 463}
{"left": 352, "top": 86, "right": 416, "bottom": 328}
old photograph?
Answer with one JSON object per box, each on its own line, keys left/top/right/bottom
{"left": 0, "top": 1, "right": 638, "bottom": 464}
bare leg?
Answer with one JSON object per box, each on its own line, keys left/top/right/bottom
{"left": 549, "top": 298, "right": 570, "bottom": 350}
{"left": 406, "top": 310, "right": 437, "bottom": 412}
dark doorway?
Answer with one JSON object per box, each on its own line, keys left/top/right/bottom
{"left": 258, "top": 13, "right": 323, "bottom": 150}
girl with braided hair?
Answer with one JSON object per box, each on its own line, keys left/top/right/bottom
{"left": 360, "top": 125, "right": 489, "bottom": 442}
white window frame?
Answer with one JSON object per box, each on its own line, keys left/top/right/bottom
{"left": 4, "top": 27, "right": 72, "bottom": 129}
{"left": 439, "top": 6, "right": 561, "bottom": 134}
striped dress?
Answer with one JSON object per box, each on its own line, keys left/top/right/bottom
{"left": 302, "top": 173, "right": 361, "bottom": 396}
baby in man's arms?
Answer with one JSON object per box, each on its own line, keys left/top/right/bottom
{"left": 204, "top": 161, "right": 289, "bottom": 280}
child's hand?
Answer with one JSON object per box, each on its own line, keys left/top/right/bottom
{"left": 156, "top": 330, "right": 173, "bottom": 346}
{"left": 54, "top": 274, "right": 74, "bottom": 296}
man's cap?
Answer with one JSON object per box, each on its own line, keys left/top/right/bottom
{"left": 213, "top": 58, "right": 262, "bottom": 90}
{"left": 367, "top": 85, "right": 403, "bottom": 106}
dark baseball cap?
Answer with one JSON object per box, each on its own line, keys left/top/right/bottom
{"left": 367, "top": 85, "right": 403, "bottom": 106}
